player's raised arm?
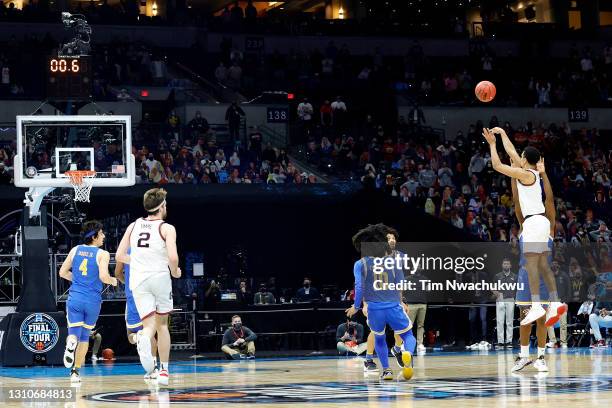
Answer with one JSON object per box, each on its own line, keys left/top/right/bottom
{"left": 492, "top": 127, "right": 521, "bottom": 164}
{"left": 116, "top": 222, "right": 134, "bottom": 264}
{"left": 97, "top": 250, "right": 117, "bottom": 286}
{"left": 510, "top": 158, "right": 525, "bottom": 226}
{"left": 537, "top": 158, "right": 556, "bottom": 234}
{"left": 59, "top": 247, "right": 77, "bottom": 281}
{"left": 483, "top": 128, "right": 535, "bottom": 184}
{"left": 163, "top": 224, "right": 181, "bottom": 278}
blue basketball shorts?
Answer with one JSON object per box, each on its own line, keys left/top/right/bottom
{"left": 67, "top": 297, "right": 101, "bottom": 342}
{"left": 366, "top": 304, "right": 412, "bottom": 336}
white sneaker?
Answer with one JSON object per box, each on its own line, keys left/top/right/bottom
{"left": 144, "top": 368, "right": 159, "bottom": 380}
{"left": 91, "top": 355, "right": 99, "bottom": 362}
{"left": 545, "top": 341, "right": 556, "bottom": 348}
{"left": 136, "top": 331, "right": 155, "bottom": 375}
{"left": 157, "top": 369, "right": 169, "bottom": 386}
{"left": 70, "top": 369, "right": 81, "bottom": 384}
{"left": 545, "top": 302, "right": 567, "bottom": 327}
{"left": 520, "top": 304, "right": 546, "bottom": 326}
{"left": 64, "top": 336, "right": 78, "bottom": 368}
{"left": 417, "top": 344, "right": 426, "bottom": 354}
{"left": 533, "top": 356, "right": 548, "bottom": 372}
{"left": 511, "top": 356, "right": 533, "bottom": 372}
{"left": 561, "top": 344, "right": 568, "bottom": 349}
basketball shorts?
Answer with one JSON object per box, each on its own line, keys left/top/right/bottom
{"left": 366, "top": 304, "right": 412, "bottom": 336}
{"left": 520, "top": 215, "right": 551, "bottom": 254}
{"left": 132, "top": 272, "right": 173, "bottom": 319}
{"left": 67, "top": 297, "right": 101, "bottom": 342}
{"left": 125, "top": 295, "right": 143, "bottom": 333}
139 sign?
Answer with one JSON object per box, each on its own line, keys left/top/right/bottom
{"left": 568, "top": 108, "right": 589, "bottom": 122}
{"left": 267, "top": 107, "right": 289, "bottom": 123}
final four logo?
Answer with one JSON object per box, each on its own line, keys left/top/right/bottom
{"left": 19, "top": 313, "right": 59, "bottom": 353}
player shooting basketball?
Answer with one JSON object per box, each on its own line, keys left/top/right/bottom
{"left": 59, "top": 221, "right": 118, "bottom": 383}
{"left": 116, "top": 188, "right": 181, "bottom": 386}
{"left": 483, "top": 127, "right": 566, "bottom": 327}
{"left": 346, "top": 223, "right": 416, "bottom": 381}
{"left": 512, "top": 158, "right": 555, "bottom": 373}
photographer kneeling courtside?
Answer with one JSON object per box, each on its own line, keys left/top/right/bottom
{"left": 221, "top": 315, "right": 257, "bottom": 359}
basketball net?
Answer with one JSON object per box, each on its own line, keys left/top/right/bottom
{"left": 65, "top": 170, "right": 96, "bottom": 202}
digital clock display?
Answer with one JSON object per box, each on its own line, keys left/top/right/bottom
{"left": 47, "top": 56, "right": 92, "bottom": 100}
{"left": 49, "top": 58, "right": 81, "bottom": 73}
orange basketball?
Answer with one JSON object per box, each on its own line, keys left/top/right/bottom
{"left": 101, "top": 348, "right": 114, "bottom": 360}
{"left": 475, "top": 80, "right": 496, "bottom": 103}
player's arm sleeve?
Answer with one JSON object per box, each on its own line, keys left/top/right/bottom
{"left": 353, "top": 261, "right": 364, "bottom": 309}
{"left": 59, "top": 248, "right": 76, "bottom": 281}
{"left": 244, "top": 327, "right": 257, "bottom": 342}
{"left": 116, "top": 222, "right": 134, "bottom": 264}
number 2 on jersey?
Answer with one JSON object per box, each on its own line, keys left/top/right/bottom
{"left": 137, "top": 232, "right": 151, "bottom": 248}
{"left": 79, "top": 258, "right": 88, "bottom": 276}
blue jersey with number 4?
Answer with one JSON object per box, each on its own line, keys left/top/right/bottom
{"left": 69, "top": 245, "right": 103, "bottom": 303}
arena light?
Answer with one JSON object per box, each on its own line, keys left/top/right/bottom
{"left": 140, "top": 89, "right": 149, "bottom": 97}
{"left": 338, "top": 7, "right": 344, "bottom": 19}
{"left": 287, "top": 93, "right": 295, "bottom": 100}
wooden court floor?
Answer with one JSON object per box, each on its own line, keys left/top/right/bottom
{"left": 0, "top": 349, "right": 610, "bottom": 407}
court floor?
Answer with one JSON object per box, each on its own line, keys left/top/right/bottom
{"left": 0, "top": 348, "right": 610, "bottom": 407}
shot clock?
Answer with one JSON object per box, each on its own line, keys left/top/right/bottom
{"left": 46, "top": 56, "right": 92, "bottom": 100}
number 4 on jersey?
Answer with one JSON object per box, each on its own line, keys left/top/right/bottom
{"left": 79, "top": 258, "right": 88, "bottom": 276}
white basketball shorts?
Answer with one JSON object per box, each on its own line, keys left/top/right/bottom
{"left": 132, "top": 272, "right": 173, "bottom": 319}
{"left": 521, "top": 214, "right": 551, "bottom": 254}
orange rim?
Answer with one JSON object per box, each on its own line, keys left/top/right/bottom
{"left": 65, "top": 170, "right": 96, "bottom": 185}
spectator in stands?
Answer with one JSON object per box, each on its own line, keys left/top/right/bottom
{"left": 407, "top": 104, "right": 426, "bottom": 130}
{"left": 228, "top": 62, "right": 242, "bottom": 89}
{"left": 297, "top": 98, "right": 314, "bottom": 132}
{"left": 0, "top": 162, "right": 11, "bottom": 184}
{"left": 230, "top": 1, "right": 244, "bottom": 25}
{"left": 254, "top": 284, "right": 275, "bottom": 305}
{"left": 320, "top": 100, "right": 332, "bottom": 127}
{"left": 215, "top": 62, "right": 228, "bottom": 85}
{"left": 237, "top": 281, "right": 252, "bottom": 306}
{"left": 296, "top": 277, "right": 320, "bottom": 302}
{"left": 331, "top": 96, "right": 347, "bottom": 128}
{"left": 245, "top": 0, "right": 257, "bottom": 24}
{"left": 589, "top": 301, "right": 612, "bottom": 347}
{"left": 116, "top": 88, "right": 131, "bottom": 102}
{"left": 336, "top": 319, "right": 367, "bottom": 355}
{"left": 492, "top": 258, "right": 516, "bottom": 348}
{"left": 221, "top": 315, "right": 256, "bottom": 359}
{"left": 188, "top": 111, "right": 210, "bottom": 137}
{"left": 225, "top": 102, "right": 245, "bottom": 142}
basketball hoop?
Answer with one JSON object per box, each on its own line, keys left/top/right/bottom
{"left": 65, "top": 170, "right": 96, "bottom": 202}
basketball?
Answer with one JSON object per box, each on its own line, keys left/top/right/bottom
{"left": 475, "top": 80, "right": 496, "bottom": 103}
{"left": 101, "top": 348, "right": 114, "bottom": 360}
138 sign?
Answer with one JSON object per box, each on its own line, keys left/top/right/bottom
{"left": 568, "top": 108, "right": 589, "bottom": 122}
{"left": 267, "top": 107, "right": 288, "bottom": 123}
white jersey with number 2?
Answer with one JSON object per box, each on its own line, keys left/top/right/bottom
{"left": 129, "top": 218, "right": 169, "bottom": 291}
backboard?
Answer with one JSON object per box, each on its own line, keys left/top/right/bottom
{"left": 14, "top": 115, "right": 135, "bottom": 188}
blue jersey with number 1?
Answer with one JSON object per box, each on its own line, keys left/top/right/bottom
{"left": 69, "top": 245, "right": 103, "bottom": 303}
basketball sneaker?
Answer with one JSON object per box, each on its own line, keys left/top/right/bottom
{"left": 144, "top": 368, "right": 159, "bottom": 380}
{"left": 401, "top": 351, "right": 414, "bottom": 380}
{"left": 391, "top": 346, "right": 404, "bottom": 367}
{"left": 363, "top": 359, "right": 378, "bottom": 372}
{"left": 136, "top": 331, "right": 155, "bottom": 375}
{"left": 70, "top": 368, "right": 81, "bottom": 384}
{"left": 533, "top": 356, "right": 548, "bottom": 372}
{"left": 417, "top": 344, "right": 426, "bottom": 354}
{"left": 157, "top": 369, "right": 169, "bottom": 386}
{"left": 379, "top": 368, "right": 394, "bottom": 381}
{"left": 63, "top": 336, "right": 78, "bottom": 368}
{"left": 545, "top": 302, "right": 568, "bottom": 327}
{"left": 520, "top": 304, "right": 546, "bottom": 326}
{"left": 511, "top": 356, "right": 533, "bottom": 372}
